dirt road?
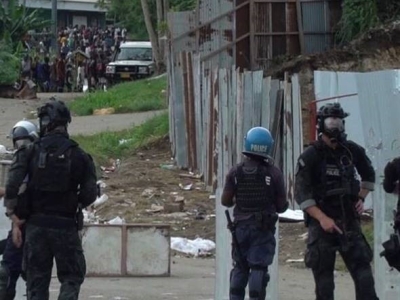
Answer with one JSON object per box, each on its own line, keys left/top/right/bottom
{"left": 48, "top": 257, "right": 355, "bottom": 300}
{"left": 0, "top": 94, "right": 356, "bottom": 299}
{"left": 0, "top": 95, "right": 165, "bottom": 146}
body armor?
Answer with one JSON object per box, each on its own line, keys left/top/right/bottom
{"left": 29, "top": 136, "right": 77, "bottom": 193}
{"left": 235, "top": 163, "right": 274, "bottom": 213}
{"left": 312, "top": 144, "right": 360, "bottom": 202}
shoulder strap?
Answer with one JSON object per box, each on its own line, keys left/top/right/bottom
{"left": 53, "top": 139, "right": 78, "bottom": 157}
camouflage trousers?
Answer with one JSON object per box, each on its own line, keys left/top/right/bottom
{"left": 0, "top": 225, "right": 26, "bottom": 300}
{"left": 24, "top": 221, "right": 86, "bottom": 300}
{"left": 305, "top": 220, "right": 379, "bottom": 300}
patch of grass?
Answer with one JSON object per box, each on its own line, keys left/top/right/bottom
{"left": 335, "top": 220, "right": 374, "bottom": 272}
{"left": 69, "top": 75, "right": 167, "bottom": 116}
{"left": 71, "top": 112, "right": 169, "bottom": 165}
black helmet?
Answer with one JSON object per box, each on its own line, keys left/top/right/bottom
{"left": 37, "top": 98, "right": 71, "bottom": 134}
{"left": 316, "top": 102, "right": 349, "bottom": 140}
{"left": 317, "top": 102, "right": 349, "bottom": 119}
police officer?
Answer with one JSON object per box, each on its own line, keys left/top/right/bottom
{"left": 0, "top": 120, "right": 39, "bottom": 300}
{"left": 221, "top": 127, "right": 288, "bottom": 300}
{"left": 4, "top": 98, "right": 98, "bottom": 300}
{"left": 294, "top": 102, "right": 378, "bottom": 300}
{"left": 380, "top": 157, "right": 400, "bottom": 270}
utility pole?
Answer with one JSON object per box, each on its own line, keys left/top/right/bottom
{"left": 51, "top": 0, "right": 58, "bottom": 53}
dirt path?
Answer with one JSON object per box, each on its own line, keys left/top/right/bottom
{"left": 48, "top": 257, "right": 355, "bottom": 300}
{"left": 0, "top": 94, "right": 165, "bottom": 146}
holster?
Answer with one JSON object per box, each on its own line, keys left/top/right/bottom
{"left": 15, "top": 192, "right": 31, "bottom": 220}
{"left": 255, "top": 212, "right": 278, "bottom": 231}
{"left": 76, "top": 204, "right": 84, "bottom": 231}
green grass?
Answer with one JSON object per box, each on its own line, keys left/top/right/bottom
{"left": 68, "top": 76, "right": 167, "bottom": 116}
{"left": 335, "top": 220, "right": 374, "bottom": 271}
{"left": 71, "top": 112, "right": 169, "bottom": 165}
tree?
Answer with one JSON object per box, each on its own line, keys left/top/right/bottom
{"left": 141, "top": 0, "right": 165, "bottom": 73}
{"left": 97, "top": 0, "right": 196, "bottom": 74}
{"left": 0, "top": 0, "right": 50, "bottom": 47}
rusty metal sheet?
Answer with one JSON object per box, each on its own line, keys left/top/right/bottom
{"left": 236, "top": 71, "right": 244, "bottom": 163}
{"left": 171, "top": 55, "right": 188, "bottom": 168}
{"left": 283, "top": 77, "right": 295, "bottom": 209}
{"left": 167, "top": 11, "right": 197, "bottom": 53}
{"left": 243, "top": 71, "right": 254, "bottom": 132}
{"left": 301, "top": 1, "right": 331, "bottom": 54}
{"left": 211, "top": 68, "right": 220, "bottom": 190}
{"left": 291, "top": 74, "right": 302, "bottom": 210}
{"left": 252, "top": 70, "right": 264, "bottom": 126}
{"left": 229, "top": 65, "right": 238, "bottom": 165}
{"left": 193, "top": 54, "right": 203, "bottom": 171}
{"left": 261, "top": 76, "right": 271, "bottom": 129}
{"left": 202, "top": 67, "right": 211, "bottom": 184}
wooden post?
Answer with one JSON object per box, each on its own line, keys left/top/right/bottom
{"left": 249, "top": 0, "right": 255, "bottom": 70}
{"left": 296, "top": 0, "right": 305, "bottom": 54}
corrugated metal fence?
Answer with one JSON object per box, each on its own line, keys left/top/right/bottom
{"left": 168, "top": 51, "right": 303, "bottom": 206}
{"left": 168, "top": 51, "right": 303, "bottom": 299}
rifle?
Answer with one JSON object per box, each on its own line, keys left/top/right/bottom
{"left": 225, "top": 210, "right": 246, "bottom": 268}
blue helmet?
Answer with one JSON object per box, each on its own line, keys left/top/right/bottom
{"left": 242, "top": 127, "right": 274, "bottom": 159}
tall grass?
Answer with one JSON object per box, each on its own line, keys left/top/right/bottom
{"left": 71, "top": 112, "right": 169, "bottom": 164}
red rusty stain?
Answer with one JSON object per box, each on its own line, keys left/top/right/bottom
{"left": 223, "top": 29, "right": 233, "bottom": 42}
{"left": 288, "top": 174, "right": 294, "bottom": 204}
{"left": 199, "top": 24, "right": 216, "bottom": 42}
{"left": 285, "top": 110, "right": 293, "bottom": 132}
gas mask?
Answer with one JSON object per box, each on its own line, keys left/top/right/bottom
{"left": 323, "top": 117, "right": 347, "bottom": 142}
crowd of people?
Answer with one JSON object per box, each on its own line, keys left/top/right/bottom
{"left": 19, "top": 25, "right": 128, "bottom": 93}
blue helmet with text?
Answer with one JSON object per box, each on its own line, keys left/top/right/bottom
{"left": 242, "top": 127, "right": 274, "bottom": 159}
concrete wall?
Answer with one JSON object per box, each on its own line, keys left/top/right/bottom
{"left": 82, "top": 224, "right": 171, "bottom": 277}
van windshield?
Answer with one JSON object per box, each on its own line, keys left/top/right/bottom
{"left": 116, "top": 47, "right": 153, "bottom": 61}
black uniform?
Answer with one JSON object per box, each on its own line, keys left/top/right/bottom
{"left": 4, "top": 130, "right": 97, "bottom": 300}
{"left": 294, "top": 139, "right": 378, "bottom": 300}
{"left": 384, "top": 158, "right": 400, "bottom": 222}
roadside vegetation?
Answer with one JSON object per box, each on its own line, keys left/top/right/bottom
{"left": 71, "top": 112, "right": 169, "bottom": 165}
{"left": 68, "top": 76, "right": 167, "bottom": 116}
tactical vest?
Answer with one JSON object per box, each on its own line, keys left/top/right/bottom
{"left": 29, "top": 137, "right": 77, "bottom": 193}
{"left": 235, "top": 162, "right": 274, "bottom": 213}
{"left": 313, "top": 143, "right": 360, "bottom": 200}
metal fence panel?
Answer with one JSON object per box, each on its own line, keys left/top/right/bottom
{"left": 167, "top": 50, "right": 303, "bottom": 299}
{"left": 356, "top": 70, "right": 400, "bottom": 299}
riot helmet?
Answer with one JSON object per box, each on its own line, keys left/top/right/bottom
{"left": 37, "top": 97, "right": 71, "bottom": 136}
{"left": 317, "top": 102, "right": 349, "bottom": 142}
{"left": 242, "top": 127, "right": 274, "bottom": 160}
{"left": 8, "top": 120, "right": 39, "bottom": 149}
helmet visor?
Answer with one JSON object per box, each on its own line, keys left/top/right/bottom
{"left": 324, "top": 117, "right": 344, "bottom": 132}
{"left": 14, "top": 138, "right": 31, "bottom": 149}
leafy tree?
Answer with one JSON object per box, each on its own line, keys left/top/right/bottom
{"left": 98, "top": 0, "right": 196, "bottom": 40}
{"left": 336, "top": 0, "right": 379, "bottom": 44}
{"left": 0, "top": 0, "right": 50, "bottom": 48}
{"left": 0, "top": 42, "right": 20, "bottom": 85}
